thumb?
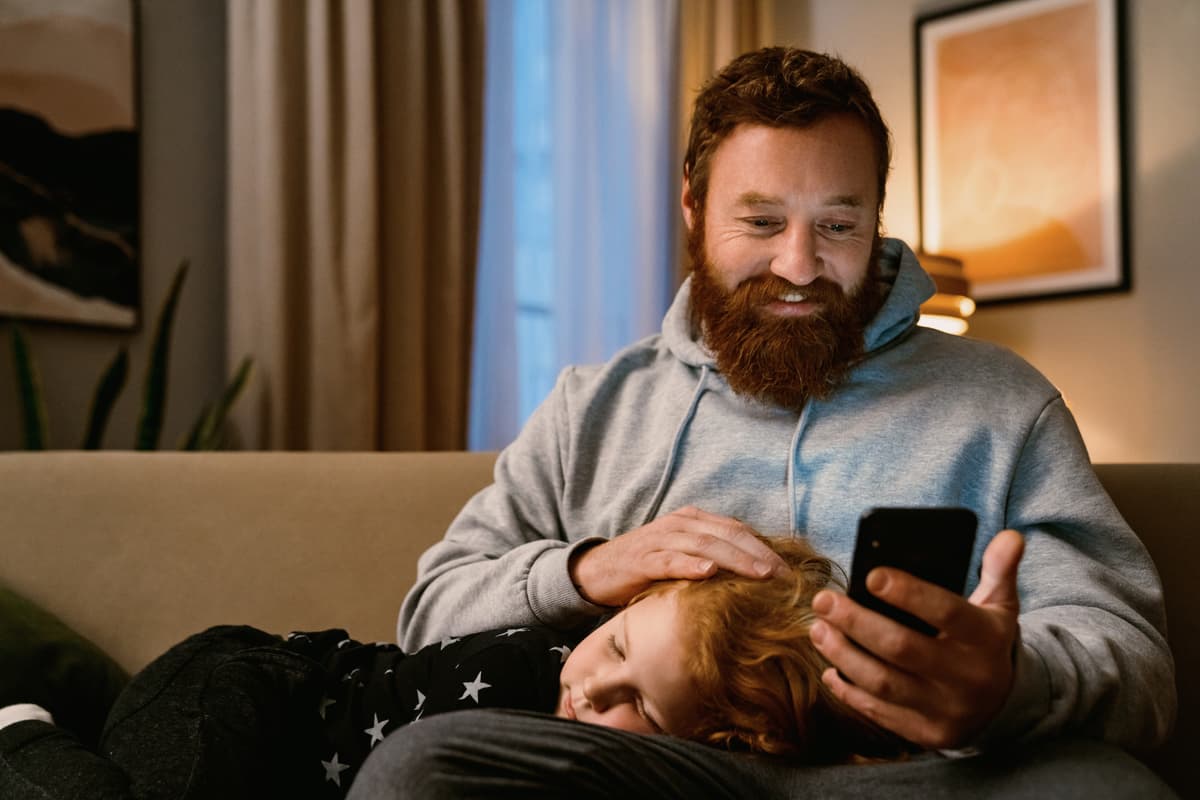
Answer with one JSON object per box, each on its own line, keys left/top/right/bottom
{"left": 969, "top": 529, "right": 1024, "bottom": 612}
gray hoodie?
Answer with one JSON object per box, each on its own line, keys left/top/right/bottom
{"left": 398, "top": 238, "right": 1175, "bottom": 749}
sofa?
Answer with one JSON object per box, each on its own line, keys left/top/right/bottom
{"left": 0, "top": 452, "right": 1194, "bottom": 795}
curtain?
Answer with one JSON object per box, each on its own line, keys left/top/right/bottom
{"left": 227, "top": 0, "right": 484, "bottom": 451}
{"left": 468, "top": 0, "right": 680, "bottom": 450}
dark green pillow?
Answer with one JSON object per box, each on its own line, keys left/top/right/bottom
{"left": 0, "top": 584, "right": 129, "bottom": 748}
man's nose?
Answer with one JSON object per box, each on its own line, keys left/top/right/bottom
{"left": 770, "top": 224, "right": 822, "bottom": 285}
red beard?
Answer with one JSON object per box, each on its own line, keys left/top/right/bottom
{"left": 688, "top": 231, "right": 883, "bottom": 411}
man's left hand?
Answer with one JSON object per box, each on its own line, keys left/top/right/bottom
{"left": 810, "top": 529, "right": 1025, "bottom": 750}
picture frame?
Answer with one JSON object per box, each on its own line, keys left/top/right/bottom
{"left": 0, "top": 0, "right": 140, "bottom": 329}
{"left": 915, "top": 0, "right": 1128, "bottom": 304}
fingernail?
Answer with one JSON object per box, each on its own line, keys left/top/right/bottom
{"left": 866, "top": 569, "right": 887, "bottom": 593}
{"left": 810, "top": 620, "right": 827, "bottom": 644}
{"left": 698, "top": 559, "right": 715, "bottom": 574}
{"left": 813, "top": 591, "right": 833, "bottom": 615}
{"left": 753, "top": 560, "right": 773, "bottom": 577}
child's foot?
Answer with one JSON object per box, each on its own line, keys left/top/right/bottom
{"left": 0, "top": 704, "right": 54, "bottom": 732}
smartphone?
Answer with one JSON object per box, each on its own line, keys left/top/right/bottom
{"left": 847, "top": 507, "right": 978, "bottom": 636}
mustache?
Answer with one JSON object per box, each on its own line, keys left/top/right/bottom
{"left": 729, "top": 274, "right": 847, "bottom": 309}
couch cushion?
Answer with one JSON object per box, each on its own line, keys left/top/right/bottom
{"left": 0, "top": 583, "right": 129, "bottom": 748}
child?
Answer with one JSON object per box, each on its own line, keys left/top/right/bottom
{"left": 0, "top": 536, "right": 902, "bottom": 798}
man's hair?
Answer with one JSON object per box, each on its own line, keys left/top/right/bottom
{"left": 633, "top": 535, "right": 909, "bottom": 762}
{"left": 683, "top": 47, "right": 892, "bottom": 232}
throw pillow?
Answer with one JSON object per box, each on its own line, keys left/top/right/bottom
{"left": 0, "top": 583, "right": 129, "bottom": 748}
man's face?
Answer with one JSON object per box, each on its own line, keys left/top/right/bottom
{"left": 682, "top": 117, "right": 884, "bottom": 409}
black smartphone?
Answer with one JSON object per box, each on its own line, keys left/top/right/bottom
{"left": 848, "top": 507, "right": 978, "bottom": 636}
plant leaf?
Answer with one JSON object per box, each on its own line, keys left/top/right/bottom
{"left": 9, "top": 324, "right": 48, "bottom": 449}
{"left": 81, "top": 347, "right": 129, "bottom": 449}
{"left": 181, "top": 356, "right": 254, "bottom": 450}
{"left": 135, "top": 260, "right": 189, "bottom": 450}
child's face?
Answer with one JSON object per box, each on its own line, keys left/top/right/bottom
{"left": 554, "top": 590, "right": 697, "bottom": 735}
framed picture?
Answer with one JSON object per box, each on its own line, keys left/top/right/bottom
{"left": 0, "top": 0, "right": 139, "bottom": 329}
{"left": 916, "top": 0, "right": 1128, "bottom": 304}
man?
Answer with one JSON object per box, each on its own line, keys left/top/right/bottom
{"left": 350, "top": 48, "right": 1176, "bottom": 798}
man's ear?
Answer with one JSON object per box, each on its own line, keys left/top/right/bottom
{"left": 680, "top": 175, "right": 697, "bottom": 232}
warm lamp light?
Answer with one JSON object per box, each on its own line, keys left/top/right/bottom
{"left": 916, "top": 252, "right": 975, "bottom": 335}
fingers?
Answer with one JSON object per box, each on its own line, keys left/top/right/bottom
{"left": 568, "top": 507, "right": 784, "bottom": 607}
{"left": 663, "top": 507, "right": 788, "bottom": 578}
{"left": 968, "top": 529, "right": 1024, "bottom": 610}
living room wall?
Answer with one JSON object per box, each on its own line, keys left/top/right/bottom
{"left": 0, "top": 0, "right": 227, "bottom": 451}
{"left": 774, "top": 0, "right": 1200, "bottom": 463}
{"left": 6, "top": 1, "right": 1195, "bottom": 463}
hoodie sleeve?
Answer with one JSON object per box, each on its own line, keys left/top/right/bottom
{"left": 397, "top": 370, "right": 610, "bottom": 652}
{"left": 976, "top": 397, "right": 1176, "bottom": 751}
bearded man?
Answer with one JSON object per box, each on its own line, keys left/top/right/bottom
{"left": 352, "top": 48, "right": 1175, "bottom": 799}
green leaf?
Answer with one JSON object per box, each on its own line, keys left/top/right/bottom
{"left": 9, "top": 324, "right": 49, "bottom": 449}
{"left": 181, "top": 356, "right": 254, "bottom": 450}
{"left": 81, "top": 347, "right": 129, "bottom": 449}
{"left": 135, "top": 260, "right": 189, "bottom": 450}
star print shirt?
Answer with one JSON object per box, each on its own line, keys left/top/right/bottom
{"left": 281, "top": 624, "right": 586, "bottom": 796}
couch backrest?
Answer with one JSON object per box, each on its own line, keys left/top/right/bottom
{"left": 1093, "top": 463, "right": 1198, "bottom": 793}
{"left": 0, "top": 452, "right": 498, "bottom": 673}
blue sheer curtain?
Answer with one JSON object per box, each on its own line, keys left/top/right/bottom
{"left": 468, "top": 0, "right": 679, "bottom": 450}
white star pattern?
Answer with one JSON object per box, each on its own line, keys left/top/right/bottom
{"left": 365, "top": 714, "right": 389, "bottom": 747}
{"left": 414, "top": 689, "right": 426, "bottom": 711}
{"left": 439, "top": 636, "right": 461, "bottom": 650}
{"left": 496, "top": 627, "right": 530, "bottom": 637}
{"left": 459, "top": 671, "right": 491, "bottom": 703}
{"left": 318, "top": 696, "right": 336, "bottom": 719}
{"left": 550, "top": 645, "right": 572, "bottom": 663}
{"left": 322, "top": 753, "right": 350, "bottom": 787}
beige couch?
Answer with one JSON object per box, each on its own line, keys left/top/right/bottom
{"left": 1, "top": 452, "right": 1194, "bottom": 794}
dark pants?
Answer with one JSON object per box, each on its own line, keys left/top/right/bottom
{"left": 346, "top": 708, "right": 1181, "bottom": 800}
{"left": 0, "top": 626, "right": 326, "bottom": 800}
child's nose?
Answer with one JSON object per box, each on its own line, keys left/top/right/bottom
{"left": 583, "top": 674, "right": 626, "bottom": 712}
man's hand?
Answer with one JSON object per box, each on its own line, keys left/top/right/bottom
{"left": 568, "top": 506, "right": 788, "bottom": 608}
{"left": 810, "top": 529, "right": 1025, "bottom": 749}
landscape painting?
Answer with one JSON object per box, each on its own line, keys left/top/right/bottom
{"left": 0, "top": 0, "right": 138, "bottom": 329}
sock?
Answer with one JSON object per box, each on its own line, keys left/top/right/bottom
{"left": 0, "top": 704, "right": 55, "bottom": 731}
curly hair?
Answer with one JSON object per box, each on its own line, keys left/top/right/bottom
{"left": 683, "top": 47, "right": 892, "bottom": 236}
{"left": 632, "top": 535, "right": 910, "bottom": 762}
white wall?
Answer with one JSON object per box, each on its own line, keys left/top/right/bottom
{"left": 775, "top": 0, "right": 1200, "bottom": 462}
{"left": 0, "top": 0, "right": 227, "bottom": 450}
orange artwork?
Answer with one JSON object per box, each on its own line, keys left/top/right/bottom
{"left": 918, "top": 0, "right": 1126, "bottom": 303}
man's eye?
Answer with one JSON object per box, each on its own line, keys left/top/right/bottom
{"left": 743, "top": 217, "right": 777, "bottom": 229}
{"left": 825, "top": 222, "right": 851, "bottom": 233}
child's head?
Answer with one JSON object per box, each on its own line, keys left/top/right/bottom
{"left": 654, "top": 534, "right": 905, "bottom": 761}
{"left": 555, "top": 535, "right": 904, "bottom": 762}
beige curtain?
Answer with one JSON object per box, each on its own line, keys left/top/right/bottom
{"left": 674, "top": 0, "right": 773, "bottom": 279}
{"left": 227, "top": 0, "right": 484, "bottom": 450}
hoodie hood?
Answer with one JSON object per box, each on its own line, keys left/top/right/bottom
{"left": 661, "top": 237, "right": 935, "bottom": 368}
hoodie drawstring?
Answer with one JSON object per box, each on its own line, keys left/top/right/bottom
{"left": 641, "top": 366, "right": 710, "bottom": 524}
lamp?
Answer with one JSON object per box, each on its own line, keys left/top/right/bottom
{"left": 916, "top": 251, "right": 976, "bottom": 335}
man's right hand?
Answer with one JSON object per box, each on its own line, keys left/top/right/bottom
{"left": 567, "top": 506, "right": 788, "bottom": 608}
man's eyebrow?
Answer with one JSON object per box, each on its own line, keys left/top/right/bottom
{"left": 734, "top": 192, "right": 865, "bottom": 209}
{"left": 735, "top": 191, "right": 784, "bottom": 207}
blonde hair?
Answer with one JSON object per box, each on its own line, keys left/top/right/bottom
{"left": 632, "top": 535, "right": 909, "bottom": 762}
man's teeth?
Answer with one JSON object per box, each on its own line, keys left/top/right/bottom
{"left": 780, "top": 292, "right": 807, "bottom": 302}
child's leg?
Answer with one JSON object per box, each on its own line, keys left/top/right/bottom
{"left": 0, "top": 719, "right": 132, "bottom": 799}
{"left": 0, "top": 625, "right": 327, "bottom": 800}
{"left": 99, "top": 625, "right": 327, "bottom": 799}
